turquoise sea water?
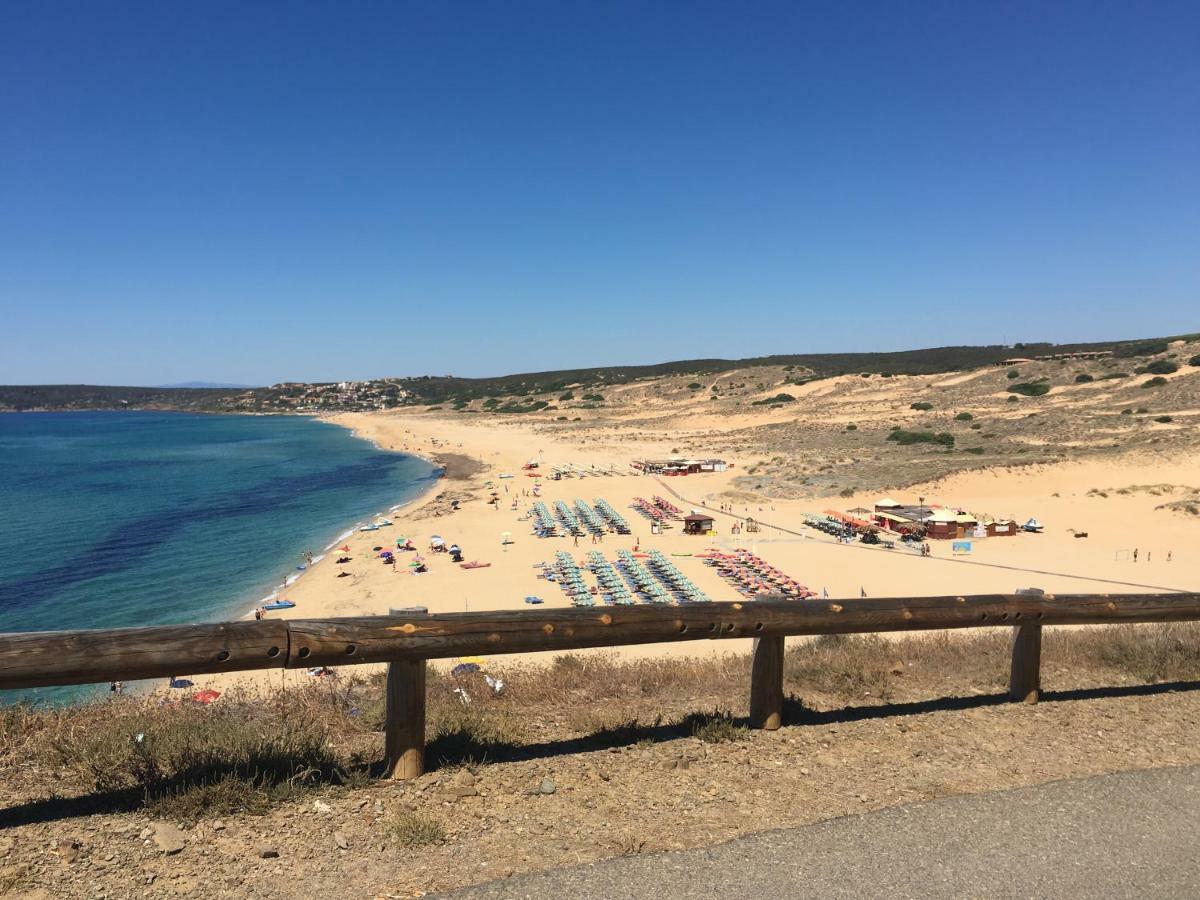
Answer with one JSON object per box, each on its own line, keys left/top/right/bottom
{"left": 0, "top": 412, "right": 439, "bottom": 703}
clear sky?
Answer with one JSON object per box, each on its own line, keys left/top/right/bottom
{"left": 1, "top": 1, "right": 1197, "bottom": 385}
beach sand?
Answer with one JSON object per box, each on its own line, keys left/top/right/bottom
{"left": 193, "top": 408, "right": 1200, "bottom": 695}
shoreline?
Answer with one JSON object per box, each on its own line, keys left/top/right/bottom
{"left": 231, "top": 419, "right": 454, "bottom": 623}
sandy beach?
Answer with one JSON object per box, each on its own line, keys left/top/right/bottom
{"left": 195, "top": 406, "right": 1200, "bottom": 695}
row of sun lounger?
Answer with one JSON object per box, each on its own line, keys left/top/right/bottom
{"left": 615, "top": 550, "right": 673, "bottom": 603}
{"left": 574, "top": 500, "right": 607, "bottom": 535}
{"left": 532, "top": 502, "right": 557, "bottom": 535}
{"left": 554, "top": 500, "right": 584, "bottom": 536}
{"left": 646, "top": 550, "right": 711, "bottom": 603}
{"left": 594, "top": 498, "right": 631, "bottom": 534}
{"left": 700, "top": 549, "right": 817, "bottom": 598}
{"left": 586, "top": 551, "right": 636, "bottom": 605}
{"left": 633, "top": 497, "right": 670, "bottom": 523}
{"left": 553, "top": 551, "right": 595, "bottom": 606}
{"left": 652, "top": 495, "right": 683, "bottom": 517}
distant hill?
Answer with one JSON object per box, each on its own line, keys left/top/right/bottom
{"left": 158, "top": 381, "right": 258, "bottom": 389}
{"left": 1, "top": 332, "right": 1194, "bottom": 412}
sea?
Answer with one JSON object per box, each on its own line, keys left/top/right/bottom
{"left": 0, "top": 411, "right": 440, "bottom": 704}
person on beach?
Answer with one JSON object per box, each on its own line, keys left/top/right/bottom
{"left": 1133, "top": 548, "right": 1139, "bottom": 562}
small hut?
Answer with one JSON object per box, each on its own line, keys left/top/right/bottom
{"left": 683, "top": 513, "right": 715, "bottom": 535}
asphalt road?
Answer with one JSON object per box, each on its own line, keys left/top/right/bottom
{"left": 442, "top": 765, "right": 1200, "bottom": 899}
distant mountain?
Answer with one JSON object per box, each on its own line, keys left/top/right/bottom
{"left": 158, "top": 381, "right": 258, "bottom": 389}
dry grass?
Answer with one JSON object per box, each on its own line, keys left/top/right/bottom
{"left": 388, "top": 811, "right": 446, "bottom": 848}
{"left": 5, "top": 624, "right": 1200, "bottom": 821}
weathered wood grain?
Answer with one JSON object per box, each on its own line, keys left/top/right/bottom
{"left": 1, "top": 593, "right": 1197, "bottom": 690}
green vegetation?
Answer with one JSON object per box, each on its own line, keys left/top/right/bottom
{"left": 753, "top": 393, "right": 796, "bottom": 405}
{"left": 887, "top": 430, "right": 955, "bottom": 447}
{"left": 1074, "top": 373, "right": 1094, "bottom": 383}
{"left": 1145, "top": 359, "right": 1179, "bottom": 375}
{"left": 1141, "top": 377, "right": 1168, "bottom": 389}
{"left": 1190, "top": 354, "right": 1200, "bottom": 367}
{"left": 687, "top": 382, "right": 703, "bottom": 390}
{"left": 1099, "top": 372, "right": 1129, "bottom": 380}
{"left": 1007, "top": 382, "right": 1050, "bottom": 397}
{"left": 1121, "top": 408, "right": 1133, "bottom": 415}
{"left": 581, "top": 393, "right": 605, "bottom": 402}
{"left": 1113, "top": 340, "right": 1170, "bottom": 358}
{"left": 970, "top": 422, "right": 982, "bottom": 429}
{"left": 558, "top": 391, "right": 575, "bottom": 401}
{"left": 1155, "top": 416, "right": 1174, "bottom": 423}
{"left": 910, "top": 401, "right": 934, "bottom": 411}
{"left": 1006, "top": 369, "right": 1020, "bottom": 379}
{"left": 963, "top": 447, "right": 985, "bottom": 455}
{"left": 845, "top": 424, "right": 858, "bottom": 431}
{"left": 953, "top": 411, "right": 974, "bottom": 421}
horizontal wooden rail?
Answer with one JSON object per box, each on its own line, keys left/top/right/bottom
{"left": 2, "top": 592, "right": 1198, "bottom": 691}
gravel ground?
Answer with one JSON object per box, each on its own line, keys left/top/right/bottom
{"left": 444, "top": 765, "right": 1200, "bottom": 899}
{"left": 3, "top": 682, "right": 1200, "bottom": 898}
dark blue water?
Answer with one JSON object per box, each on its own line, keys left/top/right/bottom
{"left": 0, "top": 412, "right": 439, "bottom": 703}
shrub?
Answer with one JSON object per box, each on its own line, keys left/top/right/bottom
{"left": 1007, "top": 396, "right": 1019, "bottom": 402}
{"left": 1146, "top": 360, "right": 1179, "bottom": 375}
{"left": 1006, "top": 369, "right": 1020, "bottom": 379}
{"left": 1008, "top": 382, "right": 1050, "bottom": 397}
{"left": 910, "top": 401, "right": 933, "bottom": 411}
{"left": 963, "top": 447, "right": 985, "bottom": 455}
{"left": 582, "top": 393, "right": 604, "bottom": 402}
{"left": 684, "top": 710, "right": 748, "bottom": 743}
{"left": 1190, "top": 354, "right": 1200, "bottom": 367}
{"left": 558, "top": 391, "right": 574, "bottom": 401}
{"left": 845, "top": 424, "right": 858, "bottom": 431}
{"left": 1141, "top": 377, "right": 1168, "bottom": 389}
{"left": 1136, "top": 407, "right": 1149, "bottom": 413}
{"left": 687, "top": 382, "right": 702, "bottom": 390}
{"left": 1121, "top": 409, "right": 1133, "bottom": 415}
{"left": 970, "top": 423, "right": 982, "bottom": 429}
{"left": 954, "top": 412, "right": 974, "bottom": 421}
{"left": 753, "top": 393, "right": 796, "bottom": 406}
{"left": 389, "top": 812, "right": 446, "bottom": 848}
{"left": 1074, "top": 373, "right": 1094, "bottom": 383}
{"left": 887, "top": 430, "right": 955, "bottom": 447}
{"left": 1155, "top": 415, "right": 1173, "bottom": 423}
{"left": 1100, "top": 372, "right": 1129, "bottom": 380}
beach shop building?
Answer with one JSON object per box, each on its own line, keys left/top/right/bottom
{"left": 924, "top": 510, "right": 979, "bottom": 540}
{"left": 634, "top": 458, "right": 729, "bottom": 475}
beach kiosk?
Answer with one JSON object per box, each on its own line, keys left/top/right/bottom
{"left": 683, "top": 513, "right": 715, "bottom": 535}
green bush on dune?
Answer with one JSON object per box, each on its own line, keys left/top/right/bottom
{"left": 888, "top": 430, "right": 955, "bottom": 447}
{"left": 1007, "top": 382, "right": 1050, "bottom": 397}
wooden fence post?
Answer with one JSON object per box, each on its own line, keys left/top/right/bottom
{"left": 749, "top": 635, "right": 784, "bottom": 730}
{"left": 384, "top": 658, "right": 426, "bottom": 779}
{"left": 1008, "top": 623, "right": 1042, "bottom": 704}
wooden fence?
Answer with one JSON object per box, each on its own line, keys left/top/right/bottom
{"left": 1, "top": 591, "right": 1198, "bottom": 779}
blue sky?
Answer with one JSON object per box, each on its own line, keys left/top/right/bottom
{"left": 1, "top": 1, "right": 1197, "bottom": 385}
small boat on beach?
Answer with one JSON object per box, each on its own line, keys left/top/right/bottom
{"left": 263, "top": 599, "right": 296, "bottom": 610}
{"left": 360, "top": 524, "right": 379, "bottom": 532}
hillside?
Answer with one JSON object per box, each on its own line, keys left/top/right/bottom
{"left": 2, "top": 333, "right": 1195, "bottom": 413}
